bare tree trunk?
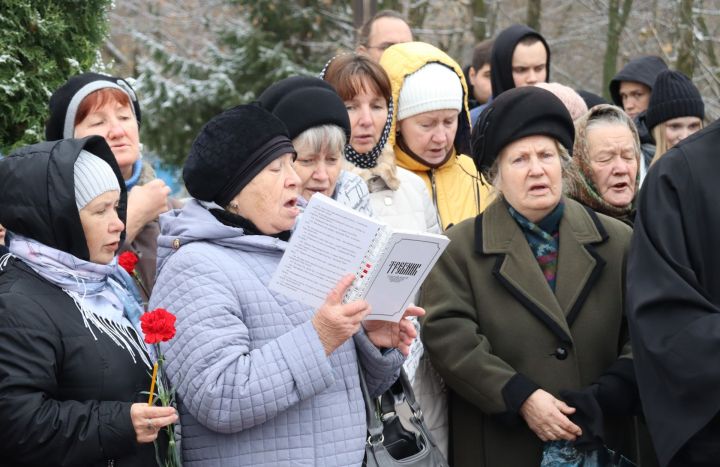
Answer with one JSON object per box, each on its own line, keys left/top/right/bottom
{"left": 473, "top": 0, "right": 487, "bottom": 40}
{"left": 696, "top": 5, "right": 718, "bottom": 68}
{"left": 675, "top": 0, "right": 695, "bottom": 77}
{"left": 527, "top": 0, "right": 541, "bottom": 32}
{"left": 602, "top": 0, "right": 633, "bottom": 101}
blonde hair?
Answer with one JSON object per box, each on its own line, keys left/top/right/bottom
{"left": 650, "top": 119, "right": 705, "bottom": 166}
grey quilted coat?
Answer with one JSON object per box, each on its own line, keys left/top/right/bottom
{"left": 149, "top": 199, "right": 404, "bottom": 466}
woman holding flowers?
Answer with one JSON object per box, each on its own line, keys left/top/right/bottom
{"left": 0, "top": 136, "right": 177, "bottom": 466}
{"left": 150, "top": 104, "right": 423, "bottom": 466}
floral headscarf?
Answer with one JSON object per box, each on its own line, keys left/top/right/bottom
{"left": 569, "top": 104, "right": 641, "bottom": 223}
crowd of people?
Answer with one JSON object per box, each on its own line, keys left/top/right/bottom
{"left": 0, "top": 8, "right": 717, "bottom": 467}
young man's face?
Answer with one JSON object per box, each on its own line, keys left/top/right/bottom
{"left": 619, "top": 81, "right": 651, "bottom": 119}
{"left": 511, "top": 41, "right": 547, "bottom": 88}
{"left": 469, "top": 63, "right": 492, "bottom": 104}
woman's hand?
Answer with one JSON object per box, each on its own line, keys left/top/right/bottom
{"left": 126, "top": 179, "right": 171, "bottom": 242}
{"left": 130, "top": 403, "right": 178, "bottom": 443}
{"left": 362, "top": 306, "right": 425, "bottom": 356}
{"left": 312, "top": 274, "right": 372, "bottom": 356}
{"left": 519, "top": 389, "right": 582, "bottom": 442}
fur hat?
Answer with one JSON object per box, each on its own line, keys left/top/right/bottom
{"left": 257, "top": 76, "right": 351, "bottom": 140}
{"left": 397, "top": 63, "right": 463, "bottom": 120}
{"left": 645, "top": 70, "right": 704, "bottom": 131}
{"left": 46, "top": 72, "right": 141, "bottom": 141}
{"left": 74, "top": 150, "right": 121, "bottom": 210}
{"left": 183, "top": 104, "right": 295, "bottom": 206}
{"left": 471, "top": 86, "right": 575, "bottom": 175}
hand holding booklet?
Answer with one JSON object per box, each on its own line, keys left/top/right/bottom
{"left": 269, "top": 193, "right": 450, "bottom": 322}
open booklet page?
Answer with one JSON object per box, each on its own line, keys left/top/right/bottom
{"left": 269, "top": 193, "right": 382, "bottom": 309}
{"left": 269, "top": 193, "right": 449, "bottom": 322}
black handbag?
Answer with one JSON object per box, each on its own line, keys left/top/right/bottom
{"left": 358, "top": 365, "right": 449, "bottom": 467}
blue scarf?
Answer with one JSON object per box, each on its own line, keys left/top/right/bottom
{"left": 124, "top": 157, "right": 144, "bottom": 190}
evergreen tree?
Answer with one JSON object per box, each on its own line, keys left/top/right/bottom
{"left": 136, "top": 0, "right": 354, "bottom": 167}
{"left": 0, "top": 0, "right": 111, "bottom": 152}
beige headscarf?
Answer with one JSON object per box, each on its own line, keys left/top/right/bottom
{"left": 569, "top": 104, "right": 641, "bottom": 223}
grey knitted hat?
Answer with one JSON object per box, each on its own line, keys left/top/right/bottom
{"left": 74, "top": 150, "right": 121, "bottom": 210}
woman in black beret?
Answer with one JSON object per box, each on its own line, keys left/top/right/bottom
{"left": 421, "top": 86, "right": 639, "bottom": 466}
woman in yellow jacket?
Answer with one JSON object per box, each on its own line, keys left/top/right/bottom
{"left": 380, "top": 42, "right": 490, "bottom": 229}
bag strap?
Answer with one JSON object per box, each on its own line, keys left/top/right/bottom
{"left": 357, "top": 360, "right": 385, "bottom": 443}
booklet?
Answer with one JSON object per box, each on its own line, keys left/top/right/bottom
{"left": 269, "top": 193, "right": 449, "bottom": 322}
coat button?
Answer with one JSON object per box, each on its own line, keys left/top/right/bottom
{"left": 554, "top": 347, "right": 568, "bottom": 360}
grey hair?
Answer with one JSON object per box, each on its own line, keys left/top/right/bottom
{"left": 584, "top": 105, "right": 641, "bottom": 158}
{"left": 488, "top": 140, "right": 573, "bottom": 198}
{"left": 292, "top": 124, "right": 346, "bottom": 157}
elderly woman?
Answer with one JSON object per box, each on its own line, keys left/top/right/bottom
{"left": 46, "top": 73, "right": 173, "bottom": 302}
{"left": 421, "top": 87, "right": 638, "bottom": 466}
{"left": 257, "top": 76, "right": 372, "bottom": 217}
{"left": 646, "top": 70, "right": 705, "bottom": 168}
{"left": 569, "top": 104, "right": 640, "bottom": 225}
{"left": 0, "top": 136, "right": 177, "bottom": 466}
{"left": 381, "top": 41, "right": 491, "bottom": 230}
{"left": 149, "top": 104, "right": 422, "bottom": 466}
{"left": 322, "top": 53, "right": 439, "bottom": 233}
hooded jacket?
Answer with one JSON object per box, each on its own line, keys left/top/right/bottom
{"left": 609, "top": 56, "right": 668, "bottom": 108}
{"left": 0, "top": 137, "right": 159, "bottom": 467}
{"left": 380, "top": 41, "right": 491, "bottom": 230}
{"left": 609, "top": 56, "right": 668, "bottom": 147}
{"left": 490, "top": 24, "right": 551, "bottom": 98}
{"left": 149, "top": 199, "right": 404, "bottom": 466}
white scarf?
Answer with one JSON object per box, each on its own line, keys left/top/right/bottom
{"left": 6, "top": 235, "right": 151, "bottom": 368}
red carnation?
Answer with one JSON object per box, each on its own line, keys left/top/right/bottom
{"left": 118, "top": 251, "right": 139, "bottom": 275}
{"left": 140, "top": 308, "right": 177, "bottom": 344}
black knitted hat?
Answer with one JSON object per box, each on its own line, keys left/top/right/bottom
{"left": 46, "top": 72, "right": 141, "bottom": 141}
{"left": 257, "top": 76, "right": 351, "bottom": 140}
{"left": 471, "top": 86, "right": 575, "bottom": 175}
{"left": 645, "top": 70, "right": 704, "bottom": 131}
{"left": 183, "top": 104, "right": 296, "bottom": 206}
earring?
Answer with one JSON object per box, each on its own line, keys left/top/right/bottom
{"left": 229, "top": 202, "right": 239, "bottom": 212}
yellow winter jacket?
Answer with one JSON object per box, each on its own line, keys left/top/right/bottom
{"left": 380, "top": 42, "right": 491, "bottom": 230}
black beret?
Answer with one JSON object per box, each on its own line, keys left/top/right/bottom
{"left": 471, "top": 86, "right": 575, "bottom": 175}
{"left": 183, "top": 104, "right": 295, "bottom": 206}
{"left": 257, "top": 76, "right": 351, "bottom": 140}
{"left": 46, "top": 72, "right": 141, "bottom": 141}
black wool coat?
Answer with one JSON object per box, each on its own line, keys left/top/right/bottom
{"left": 627, "top": 119, "right": 720, "bottom": 467}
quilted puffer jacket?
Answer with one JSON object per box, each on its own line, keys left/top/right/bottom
{"left": 149, "top": 199, "right": 404, "bottom": 466}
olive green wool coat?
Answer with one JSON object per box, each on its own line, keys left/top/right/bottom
{"left": 422, "top": 197, "right": 634, "bottom": 467}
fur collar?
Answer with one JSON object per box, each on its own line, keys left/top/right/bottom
{"left": 343, "top": 144, "right": 401, "bottom": 191}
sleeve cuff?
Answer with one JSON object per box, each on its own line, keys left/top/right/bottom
{"left": 502, "top": 373, "right": 541, "bottom": 414}
{"left": 277, "top": 320, "right": 335, "bottom": 400}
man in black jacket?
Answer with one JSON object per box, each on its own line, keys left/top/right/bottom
{"left": 627, "top": 118, "right": 720, "bottom": 467}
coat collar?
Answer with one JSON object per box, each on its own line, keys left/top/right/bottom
{"left": 477, "top": 197, "right": 608, "bottom": 344}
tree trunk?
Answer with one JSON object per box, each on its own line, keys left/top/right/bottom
{"left": 527, "top": 0, "right": 541, "bottom": 32}
{"left": 472, "top": 0, "right": 487, "bottom": 40}
{"left": 675, "top": 0, "right": 695, "bottom": 77}
{"left": 602, "top": 0, "right": 633, "bottom": 101}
